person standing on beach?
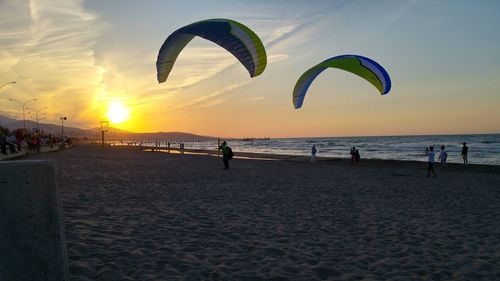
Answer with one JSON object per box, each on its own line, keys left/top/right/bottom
{"left": 461, "top": 142, "right": 468, "bottom": 164}
{"left": 311, "top": 145, "right": 317, "bottom": 163}
{"left": 355, "top": 148, "right": 360, "bottom": 164}
{"left": 438, "top": 145, "right": 448, "bottom": 167}
{"left": 350, "top": 147, "right": 357, "bottom": 166}
{"left": 427, "top": 146, "right": 437, "bottom": 177}
{"left": 218, "top": 141, "right": 233, "bottom": 170}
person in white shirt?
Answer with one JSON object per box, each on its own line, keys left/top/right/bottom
{"left": 427, "top": 146, "right": 437, "bottom": 177}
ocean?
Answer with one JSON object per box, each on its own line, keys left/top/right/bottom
{"left": 116, "top": 134, "right": 500, "bottom": 166}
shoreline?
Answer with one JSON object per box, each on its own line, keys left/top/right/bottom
{"left": 113, "top": 144, "right": 500, "bottom": 173}
{"left": 104, "top": 133, "right": 500, "bottom": 166}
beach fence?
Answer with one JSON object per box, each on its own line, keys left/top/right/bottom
{"left": 0, "top": 160, "right": 69, "bottom": 281}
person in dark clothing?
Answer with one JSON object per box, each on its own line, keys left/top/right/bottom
{"left": 311, "top": 145, "right": 317, "bottom": 163}
{"left": 355, "top": 149, "right": 360, "bottom": 164}
{"left": 350, "top": 147, "right": 356, "bottom": 166}
{"left": 461, "top": 142, "right": 468, "bottom": 164}
{"left": 0, "top": 134, "right": 7, "bottom": 155}
{"left": 218, "top": 141, "right": 233, "bottom": 170}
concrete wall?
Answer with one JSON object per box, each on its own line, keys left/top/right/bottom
{"left": 0, "top": 160, "right": 69, "bottom": 281}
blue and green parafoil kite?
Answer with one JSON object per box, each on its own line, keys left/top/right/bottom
{"left": 156, "top": 19, "right": 267, "bottom": 83}
{"left": 293, "top": 55, "right": 391, "bottom": 109}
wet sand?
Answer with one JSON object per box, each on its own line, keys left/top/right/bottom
{"left": 26, "top": 144, "right": 500, "bottom": 280}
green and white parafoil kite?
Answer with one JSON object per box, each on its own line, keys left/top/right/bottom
{"left": 293, "top": 55, "right": 391, "bottom": 109}
{"left": 156, "top": 19, "right": 267, "bottom": 83}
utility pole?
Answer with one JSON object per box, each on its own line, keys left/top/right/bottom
{"left": 60, "top": 117, "right": 67, "bottom": 140}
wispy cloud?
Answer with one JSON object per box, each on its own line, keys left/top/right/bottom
{"left": 268, "top": 54, "right": 290, "bottom": 64}
{"left": 246, "top": 96, "right": 265, "bottom": 102}
{"left": 0, "top": 0, "right": 104, "bottom": 128}
{"left": 161, "top": 45, "right": 242, "bottom": 90}
{"left": 169, "top": 80, "right": 251, "bottom": 113}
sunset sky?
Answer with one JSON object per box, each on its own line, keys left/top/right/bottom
{"left": 1, "top": 0, "right": 499, "bottom": 138}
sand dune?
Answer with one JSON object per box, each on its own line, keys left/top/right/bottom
{"left": 25, "top": 144, "right": 500, "bottom": 280}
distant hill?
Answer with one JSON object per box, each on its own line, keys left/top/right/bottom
{"left": 2, "top": 118, "right": 93, "bottom": 138}
{"left": 0, "top": 114, "right": 213, "bottom": 141}
{"left": 0, "top": 115, "right": 17, "bottom": 126}
{"left": 104, "top": 130, "right": 215, "bottom": 141}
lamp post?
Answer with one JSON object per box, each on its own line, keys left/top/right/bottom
{"left": 8, "top": 98, "right": 38, "bottom": 129}
{"left": 60, "top": 117, "right": 67, "bottom": 140}
{"left": 27, "top": 107, "right": 48, "bottom": 130}
{"left": 0, "top": 81, "right": 16, "bottom": 92}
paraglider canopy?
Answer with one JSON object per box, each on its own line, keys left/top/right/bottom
{"left": 293, "top": 55, "right": 391, "bottom": 109}
{"left": 156, "top": 18, "right": 267, "bottom": 83}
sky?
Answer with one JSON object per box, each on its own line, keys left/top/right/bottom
{"left": 0, "top": 0, "right": 499, "bottom": 138}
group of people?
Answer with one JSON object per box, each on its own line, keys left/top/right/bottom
{"left": 350, "top": 147, "right": 361, "bottom": 166}
{"left": 217, "top": 141, "right": 471, "bottom": 173}
{"left": 0, "top": 126, "right": 69, "bottom": 156}
{"left": 426, "top": 142, "right": 469, "bottom": 177}
{"left": 310, "top": 145, "right": 361, "bottom": 165}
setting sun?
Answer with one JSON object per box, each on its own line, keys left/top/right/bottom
{"left": 106, "top": 101, "right": 130, "bottom": 124}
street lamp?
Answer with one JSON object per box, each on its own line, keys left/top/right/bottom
{"left": 27, "top": 107, "right": 48, "bottom": 130}
{"left": 8, "top": 98, "right": 38, "bottom": 129}
{"left": 60, "top": 117, "right": 67, "bottom": 140}
{"left": 0, "top": 81, "right": 16, "bottom": 92}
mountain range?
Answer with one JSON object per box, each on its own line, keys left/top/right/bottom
{"left": 0, "top": 115, "right": 212, "bottom": 141}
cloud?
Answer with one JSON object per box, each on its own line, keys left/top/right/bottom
{"left": 168, "top": 80, "right": 251, "bottom": 113}
{"left": 161, "top": 44, "right": 242, "bottom": 90}
{"left": 265, "top": 23, "right": 300, "bottom": 43}
{"left": 0, "top": 0, "right": 104, "bottom": 128}
{"left": 268, "top": 54, "right": 290, "bottom": 64}
{"left": 246, "top": 96, "right": 265, "bottom": 102}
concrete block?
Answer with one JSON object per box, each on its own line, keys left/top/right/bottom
{"left": 0, "top": 160, "right": 69, "bottom": 281}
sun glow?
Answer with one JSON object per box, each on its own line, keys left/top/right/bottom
{"left": 106, "top": 101, "right": 130, "bottom": 124}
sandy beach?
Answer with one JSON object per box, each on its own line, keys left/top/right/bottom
{"left": 24, "top": 144, "right": 500, "bottom": 280}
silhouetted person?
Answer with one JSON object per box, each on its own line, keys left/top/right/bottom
{"left": 438, "top": 145, "right": 448, "bottom": 167}
{"left": 0, "top": 133, "right": 7, "bottom": 155}
{"left": 355, "top": 149, "right": 360, "bottom": 164}
{"left": 35, "top": 136, "right": 41, "bottom": 153}
{"left": 427, "top": 146, "right": 437, "bottom": 177}
{"left": 311, "top": 145, "right": 317, "bottom": 163}
{"left": 461, "top": 142, "right": 468, "bottom": 164}
{"left": 350, "top": 147, "right": 357, "bottom": 166}
{"left": 218, "top": 141, "right": 233, "bottom": 170}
